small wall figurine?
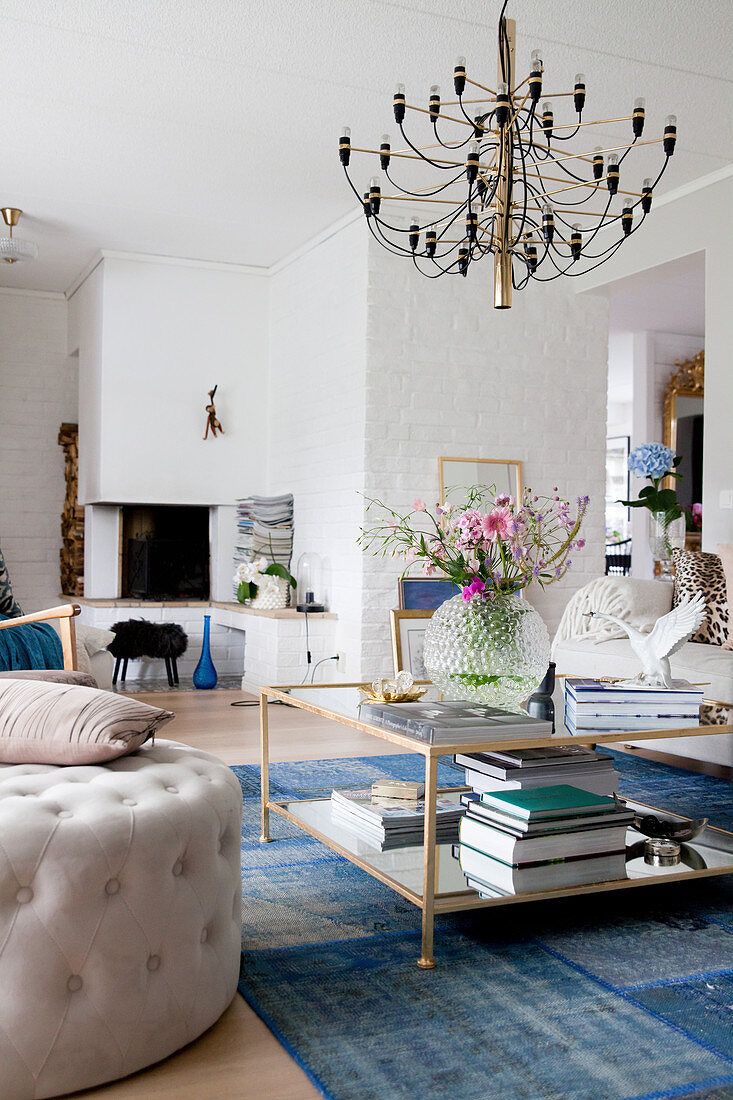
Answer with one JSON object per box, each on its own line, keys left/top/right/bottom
{"left": 203, "top": 386, "right": 225, "bottom": 440}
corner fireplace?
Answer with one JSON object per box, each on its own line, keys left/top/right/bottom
{"left": 121, "top": 505, "right": 210, "bottom": 601}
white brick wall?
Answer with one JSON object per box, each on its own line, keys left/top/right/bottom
{"left": 0, "top": 290, "right": 77, "bottom": 612}
{"left": 268, "top": 218, "right": 369, "bottom": 681}
{"left": 267, "top": 218, "right": 609, "bottom": 683}
{"left": 360, "top": 235, "right": 609, "bottom": 677}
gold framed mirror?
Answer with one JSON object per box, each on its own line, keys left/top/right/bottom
{"left": 662, "top": 350, "right": 704, "bottom": 546}
{"left": 439, "top": 457, "right": 522, "bottom": 506}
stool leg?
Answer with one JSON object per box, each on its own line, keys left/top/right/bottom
{"left": 164, "top": 657, "right": 174, "bottom": 688}
{"left": 121, "top": 658, "right": 128, "bottom": 683}
{"left": 171, "top": 657, "right": 179, "bottom": 685}
{"left": 113, "top": 657, "right": 121, "bottom": 686}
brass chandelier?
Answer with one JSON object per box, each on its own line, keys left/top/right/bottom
{"left": 339, "top": 1, "right": 676, "bottom": 308}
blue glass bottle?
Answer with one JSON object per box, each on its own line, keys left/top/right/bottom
{"left": 193, "top": 614, "right": 218, "bottom": 689}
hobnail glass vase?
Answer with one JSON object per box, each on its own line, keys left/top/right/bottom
{"left": 649, "top": 511, "right": 685, "bottom": 578}
{"left": 250, "top": 576, "right": 290, "bottom": 609}
{"left": 423, "top": 590, "right": 550, "bottom": 709}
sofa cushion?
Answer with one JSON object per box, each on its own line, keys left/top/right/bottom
{"left": 0, "top": 679, "right": 174, "bottom": 765}
{"left": 672, "top": 549, "right": 729, "bottom": 647}
{"left": 0, "top": 669, "right": 98, "bottom": 689}
{"left": 49, "top": 620, "right": 116, "bottom": 677}
{"left": 553, "top": 576, "right": 674, "bottom": 647}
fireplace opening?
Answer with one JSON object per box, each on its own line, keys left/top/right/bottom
{"left": 121, "top": 506, "right": 210, "bottom": 600}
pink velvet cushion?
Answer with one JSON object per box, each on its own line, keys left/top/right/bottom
{"left": 0, "top": 678, "right": 174, "bottom": 765}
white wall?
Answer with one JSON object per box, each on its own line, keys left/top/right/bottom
{"left": 70, "top": 256, "right": 270, "bottom": 506}
{"left": 360, "top": 238, "right": 609, "bottom": 676}
{"left": 584, "top": 169, "right": 733, "bottom": 554}
{"left": 268, "top": 218, "right": 369, "bottom": 681}
{"left": 0, "top": 289, "right": 77, "bottom": 612}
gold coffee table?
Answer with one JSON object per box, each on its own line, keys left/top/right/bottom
{"left": 258, "top": 683, "right": 733, "bottom": 968}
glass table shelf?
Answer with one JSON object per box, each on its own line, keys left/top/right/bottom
{"left": 270, "top": 793, "right": 733, "bottom": 910}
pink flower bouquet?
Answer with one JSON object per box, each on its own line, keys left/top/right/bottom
{"left": 359, "top": 485, "right": 589, "bottom": 598}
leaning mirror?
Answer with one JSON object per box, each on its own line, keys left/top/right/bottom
{"left": 662, "top": 351, "right": 704, "bottom": 546}
{"left": 439, "top": 457, "right": 522, "bottom": 506}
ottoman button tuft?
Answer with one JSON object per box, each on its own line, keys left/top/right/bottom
{"left": 172, "top": 860, "right": 184, "bottom": 876}
{"left": 105, "top": 879, "right": 120, "bottom": 895}
{"left": 16, "top": 887, "right": 33, "bottom": 904}
{"left": 67, "top": 975, "right": 83, "bottom": 992}
{"left": 165, "top": 786, "right": 178, "bottom": 793}
{"left": 122, "top": 799, "right": 137, "bottom": 807}
{"left": 57, "top": 810, "right": 73, "bottom": 818}
{"left": 200, "top": 927, "right": 209, "bottom": 944}
{"left": 147, "top": 955, "right": 160, "bottom": 971}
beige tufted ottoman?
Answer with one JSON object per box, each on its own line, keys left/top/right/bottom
{"left": 0, "top": 739, "right": 243, "bottom": 1099}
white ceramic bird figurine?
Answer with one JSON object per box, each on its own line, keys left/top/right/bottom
{"left": 589, "top": 592, "right": 707, "bottom": 688}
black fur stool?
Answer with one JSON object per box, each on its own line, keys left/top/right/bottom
{"left": 109, "top": 620, "right": 188, "bottom": 688}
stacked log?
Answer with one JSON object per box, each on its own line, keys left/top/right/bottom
{"left": 58, "top": 423, "right": 84, "bottom": 596}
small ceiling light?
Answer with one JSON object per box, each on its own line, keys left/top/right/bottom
{"left": 0, "top": 208, "right": 38, "bottom": 264}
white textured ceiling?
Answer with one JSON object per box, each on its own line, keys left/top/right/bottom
{"left": 0, "top": 0, "right": 731, "bottom": 292}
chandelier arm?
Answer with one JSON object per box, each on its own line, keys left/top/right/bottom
{"left": 534, "top": 149, "right": 595, "bottom": 185}
{"left": 465, "top": 77, "right": 497, "bottom": 97}
{"left": 617, "top": 132, "right": 639, "bottom": 168}
{"left": 384, "top": 165, "right": 468, "bottom": 199}
{"left": 456, "top": 91, "right": 484, "bottom": 130}
{"left": 430, "top": 118, "right": 476, "bottom": 151}
{"left": 410, "top": 252, "right": 463, "bottom": 277}
{"left": 474, "top": 215, "right": 497, "bottom": 256}
{"left": 579, "top": 206, "right": 650, "bottom": 260}
{"left": 548, "top": 115, "right": 583, "bottom": 142}
{"left": 342, "top": 165, "right": 368, "bottom": 207}
{"left": 370, "top": 215, "right": 464, "bottom": 260}
{"left": 530, "top": 234, "right": 630, "bottom": 281}
{"left": 397, "top": 122, "right": 465, "bottom": 169}
{"left": 406, "top": 103, "right": 475, "bottom": 130}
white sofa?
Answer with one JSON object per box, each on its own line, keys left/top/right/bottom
{"left": 552, "top": 576, "right": 733, "bottom": 767}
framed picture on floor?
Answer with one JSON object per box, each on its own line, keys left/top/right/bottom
{"left": 399, "top": 576, "right": 460, "bottom": 610}
{"left": 389, "top": 609, "right": 433, "bottom": 679}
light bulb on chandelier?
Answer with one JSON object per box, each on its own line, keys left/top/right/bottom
{"left": 338, "top": 0, "right": 676, "bottom": 308}
{"left": 0, "top": 208, "right": 38, "bottom": 264}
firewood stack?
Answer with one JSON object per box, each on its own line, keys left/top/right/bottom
{"left": 58, "top": 422, "right": 84, "bottom": 596}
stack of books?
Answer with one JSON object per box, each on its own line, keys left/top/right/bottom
{"left": 232, "top": 499, "right": 255, "bottom": 595}
{"left": 232, "top": 493, "right": 294, "bottom": 597}
{"left": 454, "top": 744, "right": 619, "bottom": 797}
{"left": 330, "top": 788, "right": 463, "bottom": 850}
{"left": 457, "top": 784, "right": 633, "bottom": 896}
{"left": 564, "top": 678, "right": 704, "bottom": 736}
{"left": 358, "top": 700, "right": 553, "bottom": 744}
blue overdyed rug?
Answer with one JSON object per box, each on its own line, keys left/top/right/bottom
{"left": 234, "top": 751, "right": 733, "bottom": 1100}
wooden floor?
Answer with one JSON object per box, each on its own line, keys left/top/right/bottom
{"left": 77, "top": 686, "right": 402, "bottom": 1100}
{"left": 76, "top": 686, "right": 728, "bottom": 1099}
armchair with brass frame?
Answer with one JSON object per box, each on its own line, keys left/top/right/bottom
{"left": 0, "top": 604, "right": 81, "bottom": 671}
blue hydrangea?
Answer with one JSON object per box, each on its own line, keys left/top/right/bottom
{"left": 628, "top": 442, "right": 676, "bottom": 480}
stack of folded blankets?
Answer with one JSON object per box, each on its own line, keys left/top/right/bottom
{"left": 564, "top": 678, "right": 703, "bottom": 735}
{"left": 456, "top": 784, "right": 634, "bottom": 897}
